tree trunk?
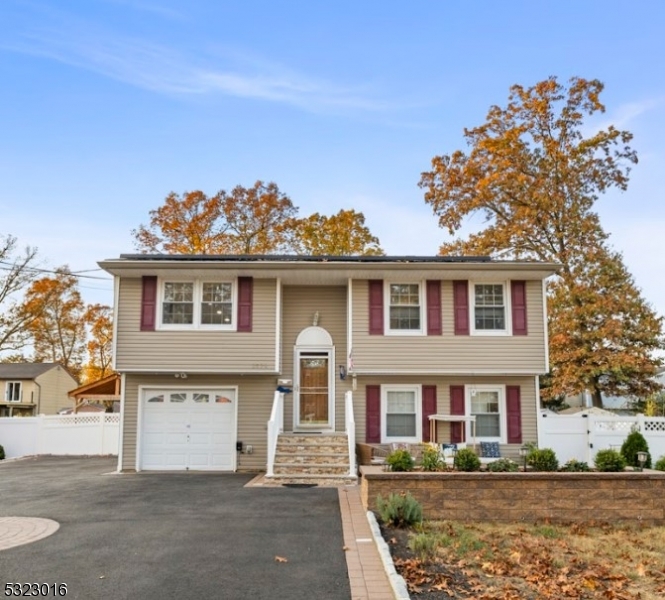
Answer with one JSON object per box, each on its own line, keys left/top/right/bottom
{"left": 591, "top": 388, "right": 603, "bottom": 408}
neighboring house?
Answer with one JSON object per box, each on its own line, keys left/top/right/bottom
{"left": 0, "top": 363, "right": 79, "bottom": 417}
{"left": 99, "top": 254, "right": 557, "bottom": 476}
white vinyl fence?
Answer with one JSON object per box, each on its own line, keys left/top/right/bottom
{"left": 0, "top": 414, "right": 120, "bottom": 459}
{"left": 539, "top": 412, "right": 665, "bottom": 465}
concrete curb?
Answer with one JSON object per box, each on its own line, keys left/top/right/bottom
{"left": 366, "top": 510, "right": 410, "bottom": 600}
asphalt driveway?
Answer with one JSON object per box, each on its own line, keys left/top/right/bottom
{"left": 0, "top": 457, "right": 351, "bottom": 600}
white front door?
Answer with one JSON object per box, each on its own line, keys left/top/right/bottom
{"left": 294, "top": 350, "right": 333, "bottom": 430}
{"left": 140, "top": 388, "right": 237, "bottom": 471}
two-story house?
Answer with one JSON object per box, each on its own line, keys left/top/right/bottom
{"left": 0, "top": 363, "right": 79, "bottom": 416}
{"left": 100, "top": 255, "right": 557, "bottom": 479}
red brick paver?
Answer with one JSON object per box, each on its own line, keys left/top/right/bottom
{"left": 339, "top": 487, "right": 396, "bottom": 600}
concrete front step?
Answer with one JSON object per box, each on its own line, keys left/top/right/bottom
{"left": 267, "top": 473, "right": 358, "bottom": 486}
{"left": 274, "top": 464, "right": 351, "bottom": 475}
{"left": 275, "top": 452, "right": 349, "bottom": 465}
{"left": 274, "top": 433, "right": 353, "bottom": 477}
{"left": 276, "top": 444, "right": 348, "bottom": 454}
{"left": 278, "top": 434, "right": 348, "bottom": 444}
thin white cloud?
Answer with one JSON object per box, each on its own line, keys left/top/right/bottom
{"left": 584, "top": 97, "right": 665, "bottom": 137}
{"left": 1, "top": 5, "right": 391, "bottom": 113}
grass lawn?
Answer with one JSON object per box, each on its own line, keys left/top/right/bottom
{"left": 383, "top": 520, "right": 665, "bottom": 599}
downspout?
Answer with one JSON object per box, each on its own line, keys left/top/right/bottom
{"left": 35, "top": 381, "right": 42, "bottom": 416}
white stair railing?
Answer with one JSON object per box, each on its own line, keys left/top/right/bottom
{"left": 266, "top": 391, "right": 284, "bottom": 477}
{"left": 345, "top": 390, "right": 356, "bottom": 476}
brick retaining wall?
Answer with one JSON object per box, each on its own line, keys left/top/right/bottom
{"left": 360, "top": 466, "right": 665, "bottom": 524}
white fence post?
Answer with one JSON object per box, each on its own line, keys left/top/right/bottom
{"left": 99, "top": 413, "right": 105, "bottom": 454}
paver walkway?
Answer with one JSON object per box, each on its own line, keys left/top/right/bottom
{"left": 339, "top": 487, "right": 396, "bottom": 600}
{"left": 0, "top": 517, "right": 60, "bottom": 551}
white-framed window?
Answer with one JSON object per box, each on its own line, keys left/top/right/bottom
{"left": 385, "top": 282, "right": 424, "bottom": 335}
{"left": 5, "top": 381, "right": 22, "bottom": 402}
{"left": 470, "top": 282, "right": 510, "bottom": 335}
{"left": 381, "top": 385, "right": 422, "bottom": 443}
{"left": 466, "top": 385, "right": 506, "bottom": 443}
{"left": 158, "top": 279, "right": 236, "bottom": 330}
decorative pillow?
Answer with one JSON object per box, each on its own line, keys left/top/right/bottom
{"left": 390, "top": 442, "right": 410, "bottom": 452}
{"left": 441, "top": 443, "right": 457, "bottom": 458}
{"left": 480, "top": 441, "right": 501, "bottom": 458}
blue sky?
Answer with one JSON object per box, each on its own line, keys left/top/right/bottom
{"left": 1, "top": 0, "right": 664, "bottom": 318}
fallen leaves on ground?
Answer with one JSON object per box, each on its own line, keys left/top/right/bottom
{"left": 383, "top": 521, "right": 665, "bottom": 599}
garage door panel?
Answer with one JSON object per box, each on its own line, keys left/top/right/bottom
{"left": 141, "top": 389, "right": 236, "bottom": 471}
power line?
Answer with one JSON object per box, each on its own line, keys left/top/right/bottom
{"left": 0, "top": 261, "right": 112, "bottom": 281}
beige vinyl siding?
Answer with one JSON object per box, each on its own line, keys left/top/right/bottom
{"left": 352, "top": 279, "right": 546, "bottom": 374}
{"left": 352, "top": 375, "right": 537, "bottom": 459}
{"left": 121, "top": 373, "right": 276, "bottom": 472}
{"left": 280, "top": 285, "right": 352, "bottom": 432}
{"left": 115, "top": 278, "right": 277, "bottom": 372}
{"left": 34, "top": 367, "right": 78, "bottom": 414}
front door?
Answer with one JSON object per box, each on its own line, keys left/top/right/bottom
{"left": 296, "top": 352, "right": 331, "bottom": 429}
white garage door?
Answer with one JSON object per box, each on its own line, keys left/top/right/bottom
{"left": 140, "top": 388, "right": 237, "bottom": 471}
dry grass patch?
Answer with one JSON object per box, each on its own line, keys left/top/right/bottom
{"left": 385, "top": 520, "right": 665, "bottom": 599}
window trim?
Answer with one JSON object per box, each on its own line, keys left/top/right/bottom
{"left": 156, "top": 278, "right": 237, "bottom": 331}
{"left": 5, "top": 381, "right": 22, "bottom": 403}
{"left": 465, "top": 384, "right": 507, "bottom": 444}
{"left": 384, "top": 281, "right": 425, "bottom": 336}
{"left": 469, "top": 281, "right": 511, "bottom": 336}
{"left": 381, "top": 384, "right": 422, "bottom": 443}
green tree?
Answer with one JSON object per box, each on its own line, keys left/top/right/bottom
{"left": 419, "top": 76, "right": 663, "bottom": 406}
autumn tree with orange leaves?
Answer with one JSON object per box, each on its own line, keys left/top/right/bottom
{"left": 81, "top": 304, "right": 113, "bottom": 383}
{"left": 22, "top": 269, "right": 89, "bottom": 379}
{"left": 133, "top": 181, "right": 298, "bottom": 254}
{"left": 290, "top": 209, "right": 384, "bottom": 256}
{"left": 133, "top": 181, "right": 383, "bottom": 256}
{"left": 133, "top": 190, "right": 229, "bottom": 254}
{"left": 420, "top": 76, "right": 663, "bottom": 407}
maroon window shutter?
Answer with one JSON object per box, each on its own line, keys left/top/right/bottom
{"left": 449, "top": 385, "right": 465, "bottom": 443}
{"left": 140, "top": 276, "right": 157, "bottom": 332}
{"left": 506, "top": 386, "right": 522, "bottom": 444}
{"left": 453, "top": 281, "right": 469, "bottom": 335}
{"left": 237, "top": 277, "right": 253, "bottom": 332}
{"left": 426, "top": 280, "right": 442, "bottom": 336}
{"left": 511, "top": 280, "right": 528, "bottom": 336}
{"left": 366, "top": 385, "right": 381, "bottom": 443}
{"left": 368, "top": 280, "right": 384, "bottom": 335}
{"left": 422, "top": 385, "right": 437, "bottom": 442}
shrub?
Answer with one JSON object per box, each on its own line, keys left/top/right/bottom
{"left": 594, "top": 449, "right": 627, "bottom": 472}
{"left": 486, "top": 458, "right": 519, "bottom": 472}
{"left": 560, "top": 459, "right": 590, "bottom": 472}
{"left": 454, "top": 448, "right": 481, "bottom": 472}
{"left": 385, "top": 449, "right": 414, "bottom": 472}
{"left": 527, "top": 448, "right": 559, "bottom": 471}
{"left": 654, "top": 456, "right": 665, "bottom": 471}
{"left": 376, "top": 492, "right": 423, "bottom": 527}
{"left": 0, "top": 444, "right": 4, "bottom": 460}
{"left": 420, "top": 445, "right": 443, "bottom": 472}
{"left": 620, "top": 429, "right": 652, "bottom": 469}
